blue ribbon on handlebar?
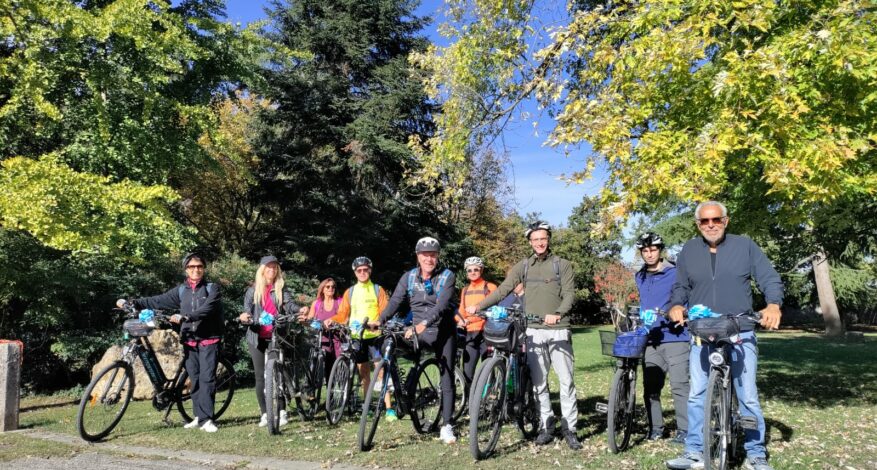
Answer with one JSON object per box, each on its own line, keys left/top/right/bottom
{"left": 138, "top": 309, "right": 155, "bottom": 323}
{"left": 688, "top": 304, "right": 720, "bottom": 320}
{"left": 258, "top": 311, "right": 274, "bottom": 326}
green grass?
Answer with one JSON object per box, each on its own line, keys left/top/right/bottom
{"left": 17, "top": 328, "right": 877, "bottom": 469}
{"left": 0, "top": 432, "right": 79, "bottom": 461}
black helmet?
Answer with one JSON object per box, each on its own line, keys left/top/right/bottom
{"left": 524, "top": 220, "right": 552, "bottom": 240}
{"left": 352, "top": 256, "right": 373, "bottom": 270}
{"left": 635, "top": 232, "right": 665, "bottom": 250}
{"left": 415, "top": 237, "right": 441, "bottom": 253}
{"left": 181, "top": 253, "right": 206, "bottom": 269}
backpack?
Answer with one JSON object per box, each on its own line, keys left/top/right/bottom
{"left": 406, "top": 268, "right": 453, "bottom": 298}
{"left": 522, "top": 256, "right": 561, "bottom": 288}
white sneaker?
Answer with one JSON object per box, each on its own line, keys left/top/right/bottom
{"left": 183, "top": 418, "right": 200, "bottom": 429}
{"left": 258, "top": 413, "right": 268, "bottom": 427}
{"left": 279, "top": 410, "right": 289, "bottom": 427}
{"left": 200, "top": 419, "right": 218, "bottom": 433}
{"left": 439, "top": 424, "right": 456, "bottom": 444}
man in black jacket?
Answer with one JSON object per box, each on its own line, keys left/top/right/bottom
{"left": 665, "top": 202, "right": 782, "bottom": 470}
{"left": 118, "top": 253, "right": 224, "bottom": 432}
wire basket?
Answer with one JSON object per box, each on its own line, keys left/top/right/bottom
{"left": 599, "top": 330, "right": 618, "bottom": 357}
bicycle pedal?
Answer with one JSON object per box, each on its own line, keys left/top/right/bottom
{"left": 738, "top": 416, "right": 758, "bottom": 430}
{"left": 595, "top": 402, "right": 608, "bottom": 414}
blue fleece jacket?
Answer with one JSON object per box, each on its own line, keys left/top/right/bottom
{"left": 635, "top": 263, "right": 689, "bottom": 344}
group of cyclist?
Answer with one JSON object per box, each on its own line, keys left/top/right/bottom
{"left": 120, "top": 199, "right": 784, "bottom": 469}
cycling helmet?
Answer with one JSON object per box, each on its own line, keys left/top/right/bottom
{"left": 352, "top": 256, "right": 373, "bottom": 270}
{"left": 524, "top": 220, "right": 552, "bottom": 240}
{"left": 181, "top": 253, "right": 206, "bottom": 269}
{"left": 464, "top": 256, "right": 484, "bottom": 268}
{"left": 635, "top": 232, "right": 665, "bottom": 250}
{"left": 415, "top": 236, "right": 441, "bottom": 253}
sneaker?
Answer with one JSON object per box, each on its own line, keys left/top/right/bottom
{"left": 647, "top": 429, "right": 664, "bottom": 441}
{"left": 743, "top": 456, "right": 773, "bottom": 470}
{"left": 258, "top": 413, "right": 268, "bottom": 427}
{"left": 534, "top": 430, "right": 554, "bottom": 445}
{"left": 200, "top": 419, "right": 218, "bottom": 433}
{"left": 562, "top": 430, "right": 582, "bottom": 450}
{"left": 183, "top": 418, "right": 200, "bottom": 429}
{"left": 279, "top": 410, "right": 289, "bottom": 427}
{"left": 439, "top": 424, "right": 456, "bottom": 444}
{"left": 385, "top": 409, "right": 398, "bottom": 422}
{"left": 670, "top": 431, "right": 687, "bottom": 446}
{"left": 666, "top": 451, "right": 704, "bottom": 470}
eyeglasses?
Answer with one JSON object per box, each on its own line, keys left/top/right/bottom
{"left": 185, "top": 265, "right": 205, "bottom": 270}
{"left": 530, "top": 237, "right": 549, "bottom": 243}
{"left": 698, "top": 217, "right": 727, "bottom": 227}
{"left": 354, "top": 267, "right": 370, "bottom": 273}
{"left": 466, "top": 268, "right": 481, "bottom": 273}
{"left": 325, "top": 285, "right": 336, "bottom": 289}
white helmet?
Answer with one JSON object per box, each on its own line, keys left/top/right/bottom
{"left": 415, "top": 236, "right": 441, "bottom": 253}
{"left": 464, "top": 256, "right": 484, "bottom": 268}
{"left": 524, "top": 220, "right": 552, "bottom": 240}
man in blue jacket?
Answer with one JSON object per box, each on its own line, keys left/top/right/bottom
{"left": 666, "top": 202, "right": 783, "bottom": 470}
{"left": 634, "top": 232, "right": 689, "bottom": 445}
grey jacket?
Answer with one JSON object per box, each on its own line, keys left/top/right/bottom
{"left": 242, "top": 285, "right": 301, "bottom": 347}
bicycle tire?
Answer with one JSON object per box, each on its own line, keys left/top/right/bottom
{"left": 703, "top": 369, "right": 730, "bottom": 470}
{"left": 326, "top": 355, "right": 353, "bottom": 425}
{"left": 452, "top": 365, "right": 467, "bottom": 423}
{"left": 468, "top": 356, "right": 507, "bottom": 460}
{"left": 76, "top": 361, "right": 134, "bottom": 442}
{"left": 515, "top": 361, "right": 540, "bottom": 439}
{"left": 607, "top": 366, "right": 636, "bottom": 453}
{"left": 264, "top": 357, "right": 286, "bottom": 435}
{"left": 176, "top": 356, "right": 237, "bottom": 424}
{"left": 358, "top": 360, "right": 389, "bottom": 451}
{"left": 409, "top": 357, "right": 442, "bottom": 434}
{"left": 296, "top": 350, "right": 323, "bottom": 421}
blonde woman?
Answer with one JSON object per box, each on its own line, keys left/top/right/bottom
{"left": 239, "top": 255, "right": 308, "bottom": 427}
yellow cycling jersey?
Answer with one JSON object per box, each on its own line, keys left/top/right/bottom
{"left": 350, "top": 281, "right": 381, "bottom": 339}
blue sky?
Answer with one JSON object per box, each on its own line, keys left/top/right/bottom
{"left": 223, "top": 0, "right": 605, "bottom": 227}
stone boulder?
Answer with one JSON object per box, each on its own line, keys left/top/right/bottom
{"left": 90, "top": 329, "right": 183, "bottom": 400}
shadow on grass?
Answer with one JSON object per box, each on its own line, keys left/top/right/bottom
{"left": 21, "top": 400, "right": 78, "bottom": 412}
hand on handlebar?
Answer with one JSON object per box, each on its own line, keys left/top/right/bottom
{"left": 759, "top": 304, "right": 782, "bottom": 330}
{"left": 367, "top": 320, "right": 381, "bottom": 330}
{"left": 544, "top": 314, "right": 561, "bottom": 326}
{"left": 465, "top": 305, "right": 478, "bottom": 315}
{"left": 169, "top": 314, "right": 183, "bottom": 324}
{"left": 668, "top": 305, "right": 686, "bottom": 327}
{"left": 238, "top": 312, "right": 252, "bottom": 324}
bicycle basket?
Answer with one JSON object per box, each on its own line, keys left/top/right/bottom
{"left": 689, "top": 317, "right": 739, "bottom": 343}
{"left": 599, "top": 330, "right": 618, "bottom": 356}
{"left": 612, "top": 331, "right": 648, "bottom": 358}
{"left": 123, "top": 319, "right": 154, "bottom": 338}
{"left": 483, "top": 318, "right": 515, "bottom": 350}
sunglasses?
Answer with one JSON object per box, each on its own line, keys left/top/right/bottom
{"left": 325, "top": 285, "right": 336, "bottom": 289}
{"left": 354, "top": 267, "right": 370, "bottom": 273}
{"left": 698, "top": 217, "right": 727, "bottom": 226}
{"left": 423, "top": 279, "right": 434, "bottom": 296}
{"left": 466, "top": 268, "right": 481, "bottom": 273}
{"left": 185, "top": 265, "right": 205, "bottom": 270}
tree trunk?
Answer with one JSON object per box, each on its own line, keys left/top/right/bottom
{"left": 813, "top": 250, "right": 843, "bottom": 336}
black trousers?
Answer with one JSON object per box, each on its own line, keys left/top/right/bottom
{"left": 184, "top": 341, "right": 219, "bottom": 423}
{"left": 462, "top": 331, "right": 487, "bottom": 397}
{"left": 247, "top": 338, "right": 269, "bottom": 415}
{"left": 418, "top": 326, "right": 456, "bottom": 426}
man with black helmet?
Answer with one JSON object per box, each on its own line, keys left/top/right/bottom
{"left": 634, "top": 232, "right": 689, "bottom": 445}
{"left": 466, "top": 221, "right": 581, "bottom": 450}
{"left": 117, "top": 253, "right": 223, "bottom": 432}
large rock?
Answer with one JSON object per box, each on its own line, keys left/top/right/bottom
{"left": 90, "top": 329, "right": 183, "bottom": 400}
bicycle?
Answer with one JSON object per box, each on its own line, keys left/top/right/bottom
{"left": 325, "top": 324, "right": 364, "bottom": 425}
{"left": 76, "top": 306, "right": 236, "bottom": 442}
{"left": 357, "top": 319, "right": 443, "bottom": 451}
{"left": 596, "top": 306, "right": 649, "bottom": 453}
{"left": 468, "top": 307, "right": 541, "bottom": 460}
{"left": 451, "top": 327, "right": 469, "bottom": 423}
{"left": 688, "top": 310, "right": 762, "bottom": 470}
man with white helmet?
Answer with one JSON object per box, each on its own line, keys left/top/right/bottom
{"left": 457, "top": 256, "right": 498, "bottom": 399}
{"left": 466, "top": 221, "right": 581, "bottom": 450}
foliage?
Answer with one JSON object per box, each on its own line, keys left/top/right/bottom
{"left": 593, "top": 261, "right": 639, "bottom": 330}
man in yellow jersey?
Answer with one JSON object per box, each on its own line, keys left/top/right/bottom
{"left": 457, "top": 256, "right": 497, "bottom": 399}
{"left": 325, "top": 257, "right": 392, "bottom": 418}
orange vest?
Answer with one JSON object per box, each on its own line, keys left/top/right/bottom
{"left": 458, "top": 279, "right": 497, "bottom": 332}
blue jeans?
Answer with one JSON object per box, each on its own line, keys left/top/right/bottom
{"left": 684, "top": 331, "right": 766, "bottom": 458}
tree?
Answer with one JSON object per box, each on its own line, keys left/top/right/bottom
{"left": 417, "top": 0, "right": 877, "bottom": 335}
{"left": 593, "top": 261, "right": 639, "bottom": 330}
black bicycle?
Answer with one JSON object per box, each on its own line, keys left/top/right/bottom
{"left": 357, "top": 319, "right": 443, "bottom": 451}
{"left": 596, "top": 306, "right": 648, "bottom": 453}
{"left": 468, "top": 308, "right": 540, "bottom": 460}
{"left": 451, "top": 327, "right": 470, "bottom": 422}
{"left": 325, "top": 324, "right": 364, "bottom": 425}
{"left": 689, "top": 311, "right": 762, "bottom": 470}
{"left": 76, "top": 306, "right": 236, "bottom": 441}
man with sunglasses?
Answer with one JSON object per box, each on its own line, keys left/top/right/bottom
{"left": 466, "top": 221, "right": 581, "bottom": 450}
{"left": 666, "top": 201, "right": 783, "bottom": 470}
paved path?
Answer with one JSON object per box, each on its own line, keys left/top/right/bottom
{"left": 12, "top": 430, "right": 372, "bottom": 470}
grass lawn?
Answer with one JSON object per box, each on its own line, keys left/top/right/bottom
{"left": 15, "top": 328, "right": 877, "bottom": 469}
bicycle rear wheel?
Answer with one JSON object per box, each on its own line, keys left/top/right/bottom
{"left": 704, "top": 369, "right": 730, "bottom": 470}
{"left": 326, "top": 355, "right": 353, "bottom": 425}
{"left": 515, "top": 361, "right": 540, "bottom": 439}
{"left": 264, "top": 357, "right": 286, "bottom": 435}
{"left": 607, "top": 366, "right": 636, "bottom": 453}
{"left": 296, "top": 350, "right": 323, "bottom": 420}
{"left": 468, "top": 356, "right": 506, "bottom": 460}
{"left": 358, "top": 360, "right": 389, "bottom": 451}
{"left": 176, "top": 356, "right": 236, "bottom": 423}
{"left": 76, "top": 361, "right": 134, "bottom": 442}
{"left": 409, "top": 357, "right": 442, "bottom": 434}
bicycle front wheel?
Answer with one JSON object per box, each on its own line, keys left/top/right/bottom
{"left": 326, "top": 355, "right": 353, "bottom": 425}
{"left": 409, "top": 357, "right": 442, "bottom": 434}
{"left": 265, "top": 357, "right": 286, "bottom": 435}
{"left": 176, "top": 356, "right": 236, "bottom": 424}
{"left": 76, "top": 361, "right": 134, "bottom": 442}
{"left": 704, "top": 369, "right": 730, "bottom": 470}
{"left": 358, "top": 360, "right": 389, "bottom": 451}
{"left": 468, "top": 356, "right": 507, "bottom": 460}
{"left": 515, "top": 361, "right": 540, "bottom": 439}
{"left": 607, "top": 366, "right": 636, "bottom": 453}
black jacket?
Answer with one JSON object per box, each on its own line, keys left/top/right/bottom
{"left": 380, "top": 268, "right": 458, "bottom": 328}
{"left": 242, "top": 285, "right": 301, "bottom": 347}
{"left": 133, "top": 279, "right": 223, "bottom": 342}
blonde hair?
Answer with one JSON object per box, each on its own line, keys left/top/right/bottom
{"left": 254, "top": 263, "right": 285, "bottom": 308}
